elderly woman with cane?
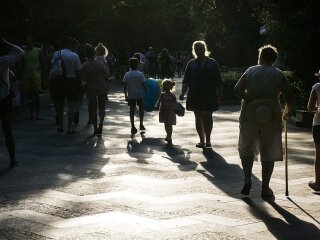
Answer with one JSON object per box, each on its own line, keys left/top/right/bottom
{"left": 0, "top": 38, "right": 24, "bottom": 168}
{"left": 234, "top": 45, "right": 293, "bottom": 198}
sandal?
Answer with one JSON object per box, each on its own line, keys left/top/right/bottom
{"left": 205, "top": 143, "right": 212, "bottom": 148}
{"left": 196, "top": 143, "right": 205, "bottom": 148}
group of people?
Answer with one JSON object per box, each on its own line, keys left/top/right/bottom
{"left": 1, "top": 37, "right": 319, "bottom": 197}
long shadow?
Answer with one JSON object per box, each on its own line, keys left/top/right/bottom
{"left": 242, "top": 198, "right": 320, "bottom": 239}
{"left": 127, "top": 134, "right": 196, "bottom": 171}
{"left": 197, "top": 148, "right": 261, "bottom": 196}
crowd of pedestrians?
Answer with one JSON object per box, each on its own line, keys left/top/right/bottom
{"left": 1, "top": 36, "right": 319, "bottom": 197}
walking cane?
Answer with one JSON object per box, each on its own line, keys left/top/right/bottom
{"left": 285, "top": 119, "right": 289, "bottom": 196}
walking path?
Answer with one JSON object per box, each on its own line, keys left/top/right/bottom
{"left": 0, "top": 78, "right": 319, "bottom": 239}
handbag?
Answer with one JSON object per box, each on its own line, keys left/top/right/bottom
{"left": 48, "top": 51, "right": 63, "bottom": 81}
{"left": 174, "top": 102, "right": 185, "bottom": 117}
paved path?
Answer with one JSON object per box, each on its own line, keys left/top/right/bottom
{"left": 0, "top": 78, "right": 319, "bottom": 239}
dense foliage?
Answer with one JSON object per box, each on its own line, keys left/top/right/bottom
{"left": 1, "top": 0, "right": 319, "bottom": 93}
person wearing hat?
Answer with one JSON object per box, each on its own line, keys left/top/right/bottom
{"left": 306, "top": 69, "right": 320, "bottom": 192}
{"left": 234, "top": 44, "right": 293, "bottom": 198}
{"left": 179, "top": 40, "right": 223, "bottom": 148}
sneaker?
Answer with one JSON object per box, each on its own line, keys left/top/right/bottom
{"left": 165, "top": 138, "right": 172, "bottom": 144}
{"left": 131, "top": 127, "right": 138, "bottom": 134}
{"left": 140, "top": 125, "right": 146, "bottom": 131}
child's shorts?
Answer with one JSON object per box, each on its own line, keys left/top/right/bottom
{"left": 128, "top": 98, "right": 143, "bottom": 107}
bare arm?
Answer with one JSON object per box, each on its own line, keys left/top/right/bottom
{"left": 179, "top": 83, "right": 188, "bottom": 100}
{"left": 307, "top": 89, "right": 317, "bottom": 112}
{"left": 234, "top": 74, "right": 247, "bottom": 100}
{"left": 123, "top": 83, "right": 128, "bottom": 101}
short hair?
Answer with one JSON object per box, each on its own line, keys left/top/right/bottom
{"left": 162, "top": 78, "right": 175, "bottom": 91}
{"left": 258, "top": 44, "right": 278, "bottom": 64}
{"left": 129, "top": 57, "right": 139, "bottom": 69}
{"left": 133, "top": 53, "right": 141, "bottom": 61}
{"left": 192, "top": 40, "right": 211, "bottom": 58}
{"left": 95, "top": 43, "right": 108, "bottom": 57}
{"left": 85, "top": 43, "right": 94, "bottom": 58}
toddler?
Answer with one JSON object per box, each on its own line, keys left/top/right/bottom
{"left": 155, "top": 79, "right": 176, "bottom": 143}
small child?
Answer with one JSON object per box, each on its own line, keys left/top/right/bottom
{"left": 307, "top": 69, "right": 320, "bottom": 191}
{"left": 155, "top": 79, "right": 176, "bottom": 144}
{"left": 123, "top": 57, "right": 147, "bottom": 134}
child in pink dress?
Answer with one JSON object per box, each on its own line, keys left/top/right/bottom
{"left": 155, "top": 79, "right": 176, "bottom": 143}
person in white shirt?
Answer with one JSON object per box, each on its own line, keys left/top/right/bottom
{"left": 307, "top": 69, "right": 320, "bottom": 192}
{"left": 123, "top": 57, "right": 147, "bottom": 134}
{"left": 0, "top": 38, "right": 24, "bottom": 168}
{"left": 51, "top": 37, "right": 81, "bottom": 133}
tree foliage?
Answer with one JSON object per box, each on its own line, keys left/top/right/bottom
{"left": 1, "top": 0, "right": 319, "bottom": 85}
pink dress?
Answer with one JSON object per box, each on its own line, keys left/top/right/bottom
{"left": 159, "top": 92, "right": 176, "bottom": 125}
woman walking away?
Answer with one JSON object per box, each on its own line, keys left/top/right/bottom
{"left": 0, "top": 38, "right": 24, "bottom": 168}
{"left": 81, "top": 44, "right": 109, "bottom": 135}
{"left": 95, "top": 43, "right": 110, "bottom": 100}
{"left": 179, "top": 40, "right": 223, "bottom": 148}
{"left": 155, "top": 79, "right": 177, "bottom": 144}
{"left": 307, "top": 69, "right": 320, "bottom": 192}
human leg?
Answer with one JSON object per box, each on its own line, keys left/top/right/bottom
{"left": 238, "top": 122, "right": 259, "bottom": 195}
{"left": 261, "top": 161, "right": 275, "bottom": 197}
{"left": 88, "top": 96, "right": 97, "bottom": 133}
{"left": 240, "top": 157, "right": 254, "bottom": 195}
{"left": 309, "top": 143, "right": 320, "bottom": 191}
{"left": 193, "top": 111, "right": 205, "bottom": 146}
{"left": 33, "top": 91, "right": 41, "bottom": 119}
{"left": 1, "top": 112, "right": 16, "bottom": 167}
{"left": 25, "top": 91, "right": 34, "bottom": 118}
{"left": 202, "top": 111, "right": 213, "bottom": 146}
{"left": 138, "top": 100, "right": 145, "bottom": 130}
{"left": 97, "top": 95, "right": 106, "bottom": 134}
{"left": 164, "top": 123, "right": 173, "bottom": 143}
{"left": 67, "top": 100, "right": 76, "bottom": 133}
{"left": 129, "top": 103, "right": 137, "bottom": 134}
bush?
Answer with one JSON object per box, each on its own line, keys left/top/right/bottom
{"left": 284, "top": 71, "right": 309, "bottom": 110}
{"left": 221, "top": 70, "right": 243, "bottom": 102}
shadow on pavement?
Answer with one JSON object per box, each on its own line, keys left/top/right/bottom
{"left": 127, "top": 134, "right": 196, "bottom": 171}
{"left": 242, "top": 197, "right": 320, "bottom": 239}
{"left": 197, "top": 148, "right": 261, "bottom": 197}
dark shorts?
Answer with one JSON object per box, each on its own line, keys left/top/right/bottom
{"left": 128, "top": 98, "right": 143, "bottom": 107}
{"left": 313, "top": 125, "right": 320, "bottom": 144}
{"left": 0, "top": 95, "right": 13, "bottom": 118}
